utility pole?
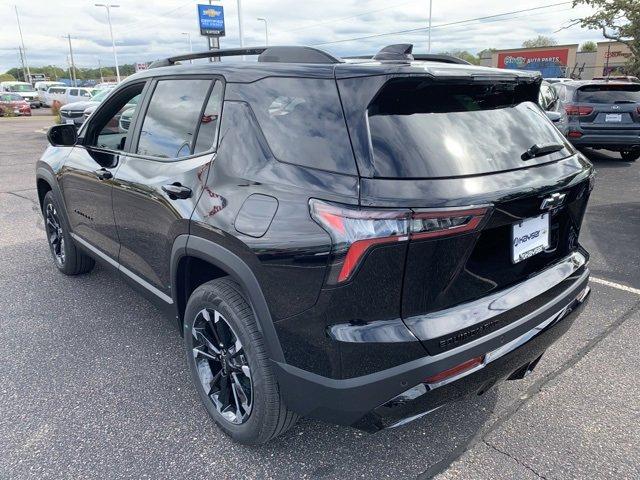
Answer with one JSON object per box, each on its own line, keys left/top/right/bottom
{"left": 98, "top": 59, "right": 104, "bottom": 83}
{"left": 257, "top": 17, "right": 268, "bottom": 46}
{"left": 427, "top": 0, "right": 433, "bottom": 53}
{"left": 15, "top": 6, "right": 32, "bottom": 83}
{"left": 17, "top": 47, "right": 26, "bottom": 82}
{"left": 64, "top": 34, "right": 78, "bottom": 87}
{"left": 95, "top": 4, "right": 121, "bottom": 82}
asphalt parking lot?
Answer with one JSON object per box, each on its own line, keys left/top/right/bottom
{"left": 1, "top": 114, "right": 639, "bottom": 479}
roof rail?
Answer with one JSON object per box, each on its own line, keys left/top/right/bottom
{"left": 149, "top": 45, "right": 341, "bottom": 68}
{"left": 345, "top": 47, "right": 471, "bottom": 65}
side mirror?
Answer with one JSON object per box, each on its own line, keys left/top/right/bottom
{"left": 47, "top": 124, "right": 78, "bottom": 147}
{"left": 545, "top": 111, "right": 561, "bottom": 123}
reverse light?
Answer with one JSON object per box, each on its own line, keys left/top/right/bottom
{"left": 310, "top": 200, "right": 487, "bottom": 284}
{"left": 564, "top": 104, "right": 593, "bottom": 116}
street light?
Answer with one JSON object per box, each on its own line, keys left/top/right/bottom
{"left": 181, "top": 33, "right": 194, "bottom": 63}
{"left": 62, "top": 34, "right": 78, "bottom": 87}
{"left": 427, "top": 0, "right": 433, "bottom": 53}
{"left": 256, "top": 17, "right": 268, "bottom": 46}
{"left": 95, "top": 3, "right": 121, "bottom": 82}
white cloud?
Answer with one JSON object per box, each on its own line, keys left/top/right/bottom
{"left": 0, "top": 0, "right": 600, "bottom": 73}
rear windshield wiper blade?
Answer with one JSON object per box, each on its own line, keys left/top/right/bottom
{"left": 521, "top": 142, "right": 565, "bottom": 161}
{"left": 613, "top": 100, "right": 636, "bottom": 104}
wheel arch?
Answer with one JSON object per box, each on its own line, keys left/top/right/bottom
{"left": 171, "top": 234, "right": 285, "bottom": 363}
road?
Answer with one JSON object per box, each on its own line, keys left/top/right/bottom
{"left": 0, "top": 114, "right": 639, "bottom": 479}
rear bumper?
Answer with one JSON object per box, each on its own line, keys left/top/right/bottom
{"left": 568, "top": 131, "right": 640, "bottom": 149}
{"left": 273, "top": 266, "right": 590, "bottom": 431}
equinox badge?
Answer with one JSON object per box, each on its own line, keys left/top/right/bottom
{"left": 541, "top": 192, "right": 566, "bottom": 210}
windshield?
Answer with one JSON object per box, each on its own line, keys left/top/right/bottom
{"left": 576, "top": 84, "right": 640, "bottom": 103}
{"left": 9, "top": 84, "right": 35, "bottom": 93}
{"left": 1, "top": 93, "right": 23, "bottom": 102}
{"left": 367, "top": 78, "right": 573, "bottom": 178}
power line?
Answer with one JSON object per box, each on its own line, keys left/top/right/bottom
{"left": 312, "top": 1, "right": 572, "bottom": 46}
{"left": 283, "top": 0, "right": 420, "bottom": 33}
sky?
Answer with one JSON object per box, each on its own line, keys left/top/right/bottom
{"left": 0, "top": 0, "right": 601, "bottom": 73}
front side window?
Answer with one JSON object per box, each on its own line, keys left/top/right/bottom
{"left": 90, "top": 84, "right": 144, "bottom": 152}
{"left": 136, "top": 79, "right": 213, "bottom": 159}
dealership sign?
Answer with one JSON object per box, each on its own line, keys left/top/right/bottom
{"left": 198, "top": 4, "right": 225, "bottom": 36}
{"left": 498, "top": 48, "right": 569, "bottom": 77}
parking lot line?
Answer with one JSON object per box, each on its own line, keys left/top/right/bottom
{"left": 591, "top": 276, "right": 640, "bottom": 295}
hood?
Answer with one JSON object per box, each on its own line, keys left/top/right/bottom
{"left": 61, "top": 100, "right": 99, "bottom": 112}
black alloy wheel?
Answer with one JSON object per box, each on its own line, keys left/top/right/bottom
{"left": 45, "top": 202, "right": 65, "bottom": 267}
{"left": 191, "top": 308, "right": 253, "bottom": 425}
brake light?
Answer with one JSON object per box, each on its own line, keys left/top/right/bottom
{"left": 310, "top": 200, "right": 487, "bottom": 283}
{"left": 564, "top": 104, "right": 593, "bottom": 116}
{"left": 637, "top": 106, "right": 640, "bottom": 115}
{"left": 567, "top": 131, "right": 583, "bottom": 138}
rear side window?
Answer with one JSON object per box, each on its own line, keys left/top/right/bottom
{"left": 367, "top": 78, "right": 572, "bottom": 178}
{"left": 136, "top": 79, "right": 214, "bottom": 159}
{"left": 576, "top": 84, "right": 640, "bottom": 103}
{"left": 240, "top": 77, "right": 356, "bottom": 174}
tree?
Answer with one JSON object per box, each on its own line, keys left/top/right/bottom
{"left": 477, "top": 48, "right": 497, "bottom": 59}
{"left": 522, "top": 35, "right": 558, "bottom": 48}
{"left": 580, "top": 41, "right": 597, "bottom": 52}
{"left": 440, "top": 50, "right": 479, "bottom": 65}
{"left": 571, "top": 0, "right": 640, "bottom": 75}
{"left": 0, "top": 73, "right": 16, "bottom": 82}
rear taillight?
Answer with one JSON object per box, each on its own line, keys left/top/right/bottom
{"left": 564, "top": 104, "right": 593, "bottom": 116}
{"left": 636, "top": 106, "right": 640, "bottom": 115}
{"left": 567, "top": 131, "right": 583, "bottom": 138}
{"left": 310, "top": 200, "right": 487, "bottom": 284}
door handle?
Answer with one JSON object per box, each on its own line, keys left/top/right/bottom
{"left": 94, "top": 168, "right": 113, "bottom": 180}
{"left": 162, "top": 183, "right": 192, "bottom": 200}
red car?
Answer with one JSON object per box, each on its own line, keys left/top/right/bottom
{"left": 0, "top": 93, "right": 32, "bottom": 116}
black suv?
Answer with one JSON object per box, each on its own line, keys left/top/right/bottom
{"left": 36, "top": 44, "right": 593, "bottom": 445}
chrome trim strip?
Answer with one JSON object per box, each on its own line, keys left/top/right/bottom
{"left": 405, "top": 251, "right": 586, "bottom": 341}
{"left": 71, "top": 233, "right": 174, "bottom": 304}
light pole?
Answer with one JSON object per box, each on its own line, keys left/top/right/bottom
{"left": 14, "top": 6, "right": 31, "bottom": 83}
{"left": 95, "top": 3, "right": 121, "bottom": 82}
{"left": 181, "top": 33, "right": 194, "bottom": 62}
{"left": 98, "top": 58, "right": 104, "bottom": 83}
{"left": 237, "top": 0, "right": 244, "bottom": 48}
{"left": 428, "top": 0, "right": 433, "bottom": 53}
{"left": 63, "top": 34, "right": 77, "bottom": 87}
{"left": 257, "top": 17, "right": 268, "bottom": 46}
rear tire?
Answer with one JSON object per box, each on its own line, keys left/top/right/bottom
{"left": 42, "top": 191, "right": 95, "bottom": 275}
{"left": 620, "top": 150, "right": 639, "bottom": 162}
{"left": 184, "top": 277, "right": 298, "bottom": 445}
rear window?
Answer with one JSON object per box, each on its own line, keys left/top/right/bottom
{"left": 367, "top": 78, "right": 572, "bottom": 178}
{"left": 576, "top": 84, "right": 640, "bottom": 103}
{"left": 240, "top": 77, "right": 356, "bottom": 174}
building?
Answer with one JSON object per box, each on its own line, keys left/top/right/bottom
{"left": 483, "top": 41, "right": 634, "bottom": 80}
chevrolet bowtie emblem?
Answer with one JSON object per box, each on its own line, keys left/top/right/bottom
{"left": 541, "top": 192, "right": 566, "bottom": 210}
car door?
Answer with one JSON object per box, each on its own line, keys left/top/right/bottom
{"left": 111, "top": 76, "right": 224, "bottom": 297}
{"left": 58, "top": 81, "right": 148, "bottom": 260}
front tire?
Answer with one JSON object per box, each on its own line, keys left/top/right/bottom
{"left": 184, "top": 278, "right": 298, "bottom": 445}
{"left": 42, "top": 191, "right": 95, "bottom": 275}
{"left": 620, "top": 150, "right": 639, "bottom": 162}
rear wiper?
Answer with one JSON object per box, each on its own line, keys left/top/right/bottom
{"left": 521, "top": 142, "right": 565, "bottom": 161}
{"left": 613, "top": 100, "right": 636, "bottom": 104}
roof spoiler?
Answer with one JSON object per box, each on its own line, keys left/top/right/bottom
{"left": 149, "top": 46, "right": 342, "bottom": 68}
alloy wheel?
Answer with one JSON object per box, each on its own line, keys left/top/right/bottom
{"left": 192, "top": 308, "right": 253, "bottom": 424}
{"left": 45, "top": 203, "right": 65, "bottom": 266}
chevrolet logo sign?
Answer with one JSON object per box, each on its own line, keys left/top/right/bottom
{"left": 202, "top": 8, "right": 221, "bottom": 17}
{"left": 540, "top": 192, "right": 566, "bottom": 210}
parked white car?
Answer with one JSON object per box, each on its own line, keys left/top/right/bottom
{"left": 34, "top": 81, "right": 65, "bottom": 106}
{"left": 43, "top": 86, "right": 95, "bottom": 107}
{"left": 0, "top": 81, "right": 40, "bottom": 108}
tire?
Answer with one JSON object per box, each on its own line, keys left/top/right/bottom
{"left": 42, "top": 191, "right": 95, "bottom": 275}
{"left": 620, "top": 150, "right": 639, "bottom": 162}
{"left": 184, "top": 277, "right": 298, "bottom": 445}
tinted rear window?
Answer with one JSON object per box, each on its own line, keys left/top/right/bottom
{"left": 576, "top": 84, "right": 640, "bottom": 103}
{"left": 240, "top": 77, "right": 356, "bottom": 174}
{"left": 367, "top": 79, "right": 572, "bottom": 178}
